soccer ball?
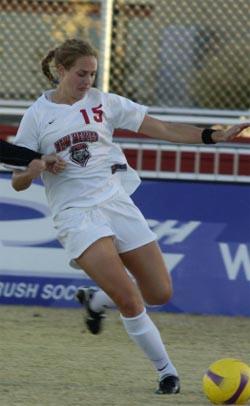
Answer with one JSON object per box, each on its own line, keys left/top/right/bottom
{"left": 202, "top": 358, "right": 250, "bottom": 404}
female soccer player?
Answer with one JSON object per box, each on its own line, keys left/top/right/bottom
{"left": 11, "top": 38, "right": 249, "bottom": 395}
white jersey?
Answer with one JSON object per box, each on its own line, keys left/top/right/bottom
{"left": 15, "top": 88, "right": 147, "bottom": 217}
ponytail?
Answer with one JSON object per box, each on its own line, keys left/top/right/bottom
{"left": 41, "top": 49, "right": 58, "bottom": 85}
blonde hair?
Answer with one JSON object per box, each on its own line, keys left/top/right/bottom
{"left": 41, "top": 38, "right": 98, "bottom": 84}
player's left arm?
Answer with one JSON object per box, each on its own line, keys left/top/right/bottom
{"left": 138, "top": 115, "right": 250, "bottom": 144}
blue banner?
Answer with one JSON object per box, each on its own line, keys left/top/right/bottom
{"left": 1, "top": 172, "right": 250, "bottom": 315}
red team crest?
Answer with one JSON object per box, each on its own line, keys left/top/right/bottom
{"left": 70, "top": 142, "right": 91, "bottom": 166}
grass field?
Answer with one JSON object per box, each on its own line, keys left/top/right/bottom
{"left": 0, "top": 306, "right": 250, "bottom": 406}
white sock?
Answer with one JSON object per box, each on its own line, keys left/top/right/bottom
{"left": 121, "top": 308, "right": 178, "bottom": 380}
{"left": 89, "top": 289, "right": 115, "bottom": 312}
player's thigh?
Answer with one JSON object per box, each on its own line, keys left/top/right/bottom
{"left": 75, "top": 236, "right": 144, "bottom": 315}
{"left": 119, "top": 240, "right": 172, "bottom": 305}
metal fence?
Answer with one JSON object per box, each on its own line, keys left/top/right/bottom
{"left": 110, "top": 0, "right": 250, "bottom": 109}
{"left": 1, "top": 0, "right": 250, "bottom": 109}
{"left": 0, "top": 0, "right": 101, "bottom": 100}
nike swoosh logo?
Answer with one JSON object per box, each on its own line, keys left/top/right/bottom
{"left": 48, "top": 120, "right": 55, "bottom": 124}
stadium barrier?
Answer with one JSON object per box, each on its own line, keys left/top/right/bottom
{"left": 0, "top": 173, "right": 250, "bottom": 316}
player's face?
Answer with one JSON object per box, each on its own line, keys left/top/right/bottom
{"left": 59, "top": 56, "right": 97, "bottom": 99}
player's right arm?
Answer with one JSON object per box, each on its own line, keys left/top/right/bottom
{"left": 11, "top": 154, "right": 66, "bottom": 191}
{"left": 10, "top": 107, "right": 42, "bottom": 193}
{"left": 11, "top": 106, "right": 66, "bottom": 190}
{"left": 12, "top": 159, "right": 46, "bottom": 191}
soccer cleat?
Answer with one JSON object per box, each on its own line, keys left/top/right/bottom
{"left": 155, "top": 375, "right": 181, "bottom": 395}
{"left": 76, "top": 287, "right": 105, "bottom": 335}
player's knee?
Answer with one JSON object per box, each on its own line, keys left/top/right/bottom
{"left": 147, "top": 285, "right": 173, "bottom": 306}
{"left": 115, "top": 294, "right": 143, "bottom": 317}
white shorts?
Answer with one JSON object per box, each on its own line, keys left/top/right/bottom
{"left": 53, "top": 190, "right": 156, "bottom": 268}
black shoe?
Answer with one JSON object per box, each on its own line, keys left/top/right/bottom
{"left": 155, "top": 375, "right": 180, "bottom": 395}
{"left": 76, "top": 287, "right": 105, "bottom": 335}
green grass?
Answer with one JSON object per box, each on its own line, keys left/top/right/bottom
{"left": 0, "top": 306, "right": 249, "bottom": 405}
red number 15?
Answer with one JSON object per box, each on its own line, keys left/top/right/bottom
{"left": 80, "top": 104, "right": 103, "bottom": 124}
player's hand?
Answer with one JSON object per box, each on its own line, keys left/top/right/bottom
{"left": 213, "top": 123, "right": 250, "bottom": 142}
{"left": 27, "top": 159, "right": 46, "bottom": 179}
{"left": 41, "top": 153, "right": 66, "bottom": 174}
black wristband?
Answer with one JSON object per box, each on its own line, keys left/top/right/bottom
{"left": 201, "top": 128, "right": 216, "bottom": 144}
